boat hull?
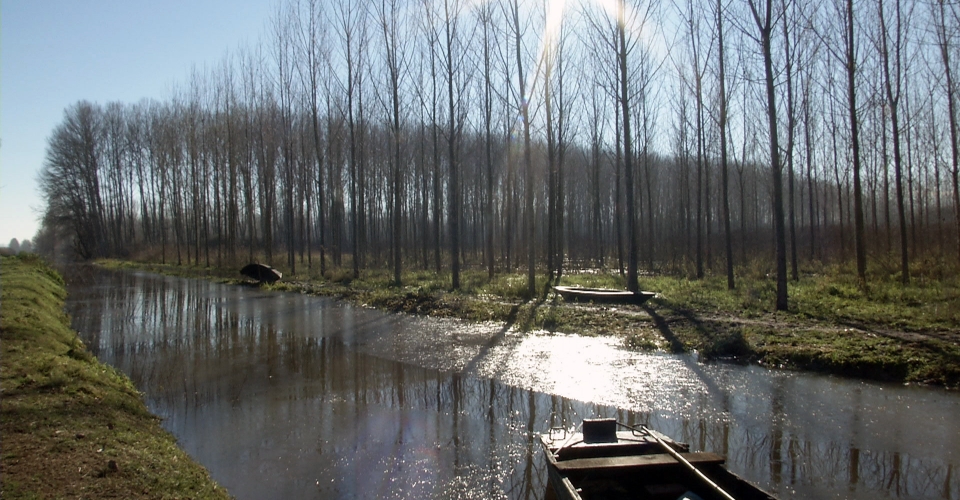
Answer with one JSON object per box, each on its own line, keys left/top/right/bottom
{"left": 553, "top": 286, "right": 655, "bottom": 305}
{"left": 240, "top": 263, "right": 282, "bottom": 283}
{"left": 540, "top": 424, "right": 776, "bottom": 500}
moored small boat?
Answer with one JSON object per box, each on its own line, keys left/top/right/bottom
{"left": 540, "top": 418, "right": 777, "bottom": 500}
{"left": 240, "top": 263, "right": 282, "bottom": 283}
{"left": 553, "top": 285, "right": 655, "bottom": 305}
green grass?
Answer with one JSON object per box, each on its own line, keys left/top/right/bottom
{"left": 635, "top": 260, "right": 960, "bottom": 331}
{"left": 746, "top": 325, "right": 960, "bottom": 384}
{"left": 1, "top": 255, "right": 230, "bottom": 499}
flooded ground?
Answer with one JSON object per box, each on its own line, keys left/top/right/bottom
{"left": 63, "top": 267, "right": 959, "bottom": 499}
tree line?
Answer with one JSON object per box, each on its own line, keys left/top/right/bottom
{"left": 37, "top": 0, "right": 960, "bottom": 306}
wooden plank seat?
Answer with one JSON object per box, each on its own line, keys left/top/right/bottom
{"left": 554, "top": 452, "right": 726, "bottom": 474}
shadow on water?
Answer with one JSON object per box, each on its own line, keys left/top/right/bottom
{"left": 62, "top": 267, "right": 960, "bottom": 500}
{"left": 642, "top": 303, "right": 733, "bottom": 414}
{"left": 462, "top": 303, "right": 520, "bottom": 375}
{"left": 461, "top": 277, "right": 554, "bottom": 376}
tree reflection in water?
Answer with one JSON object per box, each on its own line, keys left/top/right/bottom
{"left": 64, "top": 267, "right": 959, "bottom": 499}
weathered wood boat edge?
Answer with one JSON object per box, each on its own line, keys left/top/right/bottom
{"left": 553, "top": 285, "right": 656, "bottom": 305}
{"left": 539, "top": 420, "right": 778, "bottom": 500}
{"left": 239, "top": 263, "right": 283, "bottom": 283}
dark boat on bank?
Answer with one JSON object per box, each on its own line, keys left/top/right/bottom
{"left": 240, "top": 263, "right": 282, "bottom": 283}
{"left": 553, "top": 286, "right": 655, "bottom": 305}
{"left": 540, "top": 418, "right": 777, "bottom": 500}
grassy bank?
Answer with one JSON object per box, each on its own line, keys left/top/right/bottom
{"left": 1, "top": 255, "right": 229, "bottom": 499}
{"left": 99, "top": 258, "right": 960, "bottom": 388}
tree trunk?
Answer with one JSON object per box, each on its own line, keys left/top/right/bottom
{"left": 618, "top": 0, "right": 639, "bottom": 292}
{"left": 750, "top": 0, "right": 788, "bottom": 310}
{"left": 717, "top": 0, "right": 735, "bottom": 289}
{"left": 878, "top": 0, "right": 909, "bottom": 284}
{"left": 845, "top": 0, "right": 868, "bottom": 288}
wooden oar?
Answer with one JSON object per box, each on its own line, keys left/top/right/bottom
{"left": 620, "top": 422, "right": 737, "bottom": 500}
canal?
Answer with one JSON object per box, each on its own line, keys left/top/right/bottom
{"left": 63, "top": 268, "right": 959, "bottom": 499}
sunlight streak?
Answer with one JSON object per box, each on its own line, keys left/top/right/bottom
{"left": 527, "top": 0, "right": 568, "bottom": 120}
{"left": 501, "top": 0, "right": 665, "bottom": 151}
{"left": 543, "top": 0, "right": 567, "bottom": 49}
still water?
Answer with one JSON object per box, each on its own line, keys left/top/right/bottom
{"left": 63, "top": 268, "right": 959, "bottom": 499}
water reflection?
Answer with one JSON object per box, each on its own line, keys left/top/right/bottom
{"left": 64, "top": 268, "right": 960, "bottom": 499}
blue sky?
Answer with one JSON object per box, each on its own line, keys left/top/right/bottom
{"left": 0, "top": 0, "right": 275, "bottom": 245}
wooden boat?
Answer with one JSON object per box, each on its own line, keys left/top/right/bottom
{"left": 553, "top": 285, "right": 655, "bottom": 305}
{"left": 240, "top": 263, "right": 282, "bottom": 283}
{"left": 540, "top": 418, "right": 777, "bottom": 500}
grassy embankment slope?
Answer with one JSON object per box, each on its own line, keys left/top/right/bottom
{"left": 102, "top": 258, "right": 960, "bottom": 388}
{"left": 1, "top": 255, "right": 229, "bottom": 499}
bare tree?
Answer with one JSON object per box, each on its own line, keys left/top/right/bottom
{"left": 422, "top": 0, "right": 444, "bottom": 274}
{"left": 295, "top": 0, "right": 329, "bottom": 275}
{"left": 375, "top": 0, "right": 409, "bottom": 285}
{"left": 715, "top": 0, "right": 734, "bottom": 289}
{"left": 781, "top": 0, "right": 799, "bottom": 282}
{"left": 747, "top": 0, "right": 788, "bottom": 310}
{"left": 617, "top": 0, "right": 640, "bottom": 292}
{"left": 841, "top": 0, "right": 869, "bottom": 287}
{"left": 441, "top": 0, "right": 467, "bottom": 289}
{"left": 38, "top": 0, "right": 960, "bottom": 287}
{"left": 333, "top": 0, "right": 368, "bottom": 278}
{"left": 504, "top": 0, "right": 537, "bottom": 296}
{"left": 477, "top": 1, "right": 498, "bottom": 279}
{"left": 38, "top": 102, "right": 107, "bottom": 259}
{"left": 934, "top": 0, "right": 960, "bottom": 266}
{"left": 876, "top": 0, "right": 910, "bottom": 283}
{"left": 678, "top": 0, "right": 711, "bottom": 279}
